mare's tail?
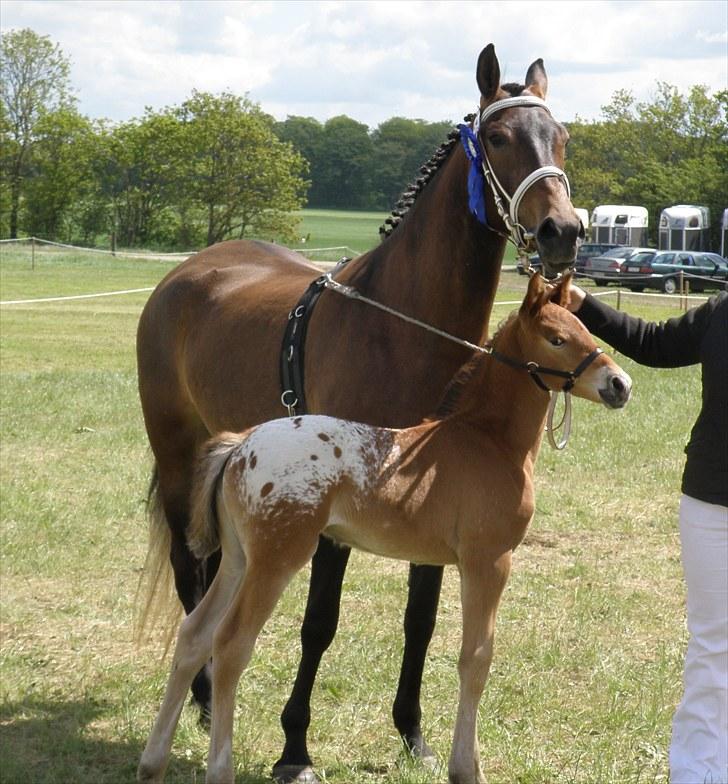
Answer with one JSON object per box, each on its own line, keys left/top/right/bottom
{"left": 188, "top": 432, "right": 247, "bottom": 560}
{"left": 134, "top": 464, "right": 180, "bottom": 649}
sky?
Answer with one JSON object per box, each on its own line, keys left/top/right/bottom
{"left": 2, "top": 0, "right": 727, "bottom": 128}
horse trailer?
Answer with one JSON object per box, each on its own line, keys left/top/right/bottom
{"left": 721, "top": 208, "right": 728, "bottom": 257}
{"left": 591, "top": 205, "right": 648, "bottom": 246}
{"left": 658, "top": 205, "right": 711, "bottom": 251}
{"left": 575, "top": 207, "right": 590, "bottom": 239}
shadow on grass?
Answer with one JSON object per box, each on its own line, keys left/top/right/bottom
{"left": 0, "top": 696, "right": 271, "bottom": 784}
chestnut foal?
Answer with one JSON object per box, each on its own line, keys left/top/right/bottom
{"left": 138, "top": 274, "right": 631, "bottom": 784}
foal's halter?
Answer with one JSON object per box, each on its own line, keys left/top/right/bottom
{"left": 319, "top": 272, "right": 602, "bottom": 450}
{"left": 486, "top": 343, "right": 603, "bottom": 450}
{"left": 462, "top": 95, "right": 571, "bottom": 258}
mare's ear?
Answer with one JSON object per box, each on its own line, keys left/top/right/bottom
{"left": 476, "top": 44, "right": 500, "bottom": 102}
{"left": 525, "top": 57, "right": 548, "bottom": 99}
{"left": 521, "top": 272, "right": 548, "bottom": 318}
{"left": 549, "top": 272, "right": 573, "bottom": 308}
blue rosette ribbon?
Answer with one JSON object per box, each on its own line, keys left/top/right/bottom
{"left": 458, "top": 124, "right": 487, "bottom": 225}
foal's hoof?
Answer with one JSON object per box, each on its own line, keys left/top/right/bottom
{"left": 271, "top": 763, "right": 320, "bottom": 784}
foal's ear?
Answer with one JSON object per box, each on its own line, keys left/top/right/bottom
{"left": 549, "top": 272, "right": 573, "bottom": 308}
{"left": 521, "top": 272, "right": 548, "bottom": 317}
{"left": 476, "top": 43, "right": 501, "bottom": 101}
{"left": 525, "top": 57, "right": 548, "bottom": 99}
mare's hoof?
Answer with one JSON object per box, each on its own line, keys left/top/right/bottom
{"left": 271, "top": 763, "right": 320, "bottom": 784}
{"left": 404, "top": 733, "right": 437, "bottom": 764}
{"left": 197, "top": 708, "right": 211, "bottom": 731}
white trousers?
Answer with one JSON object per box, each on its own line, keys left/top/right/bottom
{"left": 670, "top": 495, "right": 728, "bottom": 784}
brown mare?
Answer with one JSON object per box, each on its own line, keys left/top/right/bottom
{"left": 136, "top": 43, "right": 583, "bottom": 783}
{"left": 137, "top": 273, "right": 632, "bottom": 784}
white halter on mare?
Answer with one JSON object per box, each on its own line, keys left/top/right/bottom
{"left": 473, "top": 95, "right": 571, "bottom": 257}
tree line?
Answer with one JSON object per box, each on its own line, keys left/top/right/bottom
{"left": 2, "top": 28, "right": 726, "bottom": 251}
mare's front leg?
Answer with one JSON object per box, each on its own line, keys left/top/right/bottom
{"left": 448, "top": 552, "right": 512, "bottom": 784}
{"left": 393, "top": 563, "right": 444, "bottom": 759}
{"left": 273, "top": 535, "right": 351, "bottom": 784}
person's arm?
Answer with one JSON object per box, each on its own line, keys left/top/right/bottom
{"left": 568, "top": 285, "right": 720, "bottom": 367}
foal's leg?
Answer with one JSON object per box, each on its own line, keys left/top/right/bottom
{"left": 393, "top": 563, "right": 444, "bottom": 759}
{"left": 273, "top": 535, "right": 351, "bottom": 783}
{"left": 137, "top": 550, "right": 243, "bottom": 784}
{"left": 159, "top": 462, "right": 219, "bottom": 721}
{"left": 448, "top": 552, "right": 511, "bottom": 784}
{"left": 206, "top": 555, "right": 316, "bottom": 784}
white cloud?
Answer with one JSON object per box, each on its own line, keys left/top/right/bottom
{"left": 2, "top": 0, "right": 726, "bottom": 126}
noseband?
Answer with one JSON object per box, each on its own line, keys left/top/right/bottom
{"left": 460, "top": 96, "right": 571, "bottom": 257}
{"left": 487, "top": 344, "right": 604, "bottom": 394}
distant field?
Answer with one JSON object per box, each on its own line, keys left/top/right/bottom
{"left": 294, "top": 209, "right": 388, "bottom": 256}
{"left": 0, "top": 243, "right": 706, "bottom": 783}
{"left": 292, "top": 209, "right": 520, "bottom": 265}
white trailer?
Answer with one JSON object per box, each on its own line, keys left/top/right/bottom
{"left": 658, "top": 205, "right": 710, "bottom": 251}
{"left": 591, "top": 205, "right": 648, "bottom": 246}
{"left": 575, "top": 207, "right": 589, "bottom": 239}
{"left": 721, "top": 208, "right": 728, "bottom": 257}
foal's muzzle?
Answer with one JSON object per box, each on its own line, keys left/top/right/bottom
{"left": 599, "top": 370, "right": 632, "bottom": 409}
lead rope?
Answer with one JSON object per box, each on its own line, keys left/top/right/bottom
{"left": 546, "top": 390, "right": 572, "bottom": 450}
{"left": 322, "top": 273, "right": 577, "bottom": 450}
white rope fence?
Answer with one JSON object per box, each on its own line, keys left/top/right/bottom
{"left": 0, "top": 237, "right": 361, "bottom": 262}
{"left": 0, "top": 288, "right": 156, "bottom": 306}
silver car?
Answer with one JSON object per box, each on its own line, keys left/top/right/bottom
{"left": 585, "top": 247, "right": 657, "bottom": 286}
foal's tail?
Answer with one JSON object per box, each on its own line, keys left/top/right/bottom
{"left": 188, "top": 432, "right": 246, "bottom": 561}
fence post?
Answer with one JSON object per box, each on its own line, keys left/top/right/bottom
{"left": 31, "top": 236, "right": 35, "bottom": 271}
{"left": 616, "top": 286, "right": 621, "bottom": 311}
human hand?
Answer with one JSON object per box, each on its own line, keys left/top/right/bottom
{"left": 566, "top": 282, "right": 586, "bottom": 313}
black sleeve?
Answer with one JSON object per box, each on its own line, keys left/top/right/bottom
{"left": 575, "top": 293, "right": 722, "bottom": 367}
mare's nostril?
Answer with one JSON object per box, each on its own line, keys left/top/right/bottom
{"left": 537, "top": 217, "right": 559, "bottom": 242}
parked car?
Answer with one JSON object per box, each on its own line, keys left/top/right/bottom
{"left": 585, "top": 247, "right": 657, "bottom": 286}
{"left": 517, "top": 242, "right": 620, "bottom": 276}
{"left": 575, "top": 242, "right": 621, "bottom": 273}
{"left": 621, "top": 251, "right": 728, "bottom": 293}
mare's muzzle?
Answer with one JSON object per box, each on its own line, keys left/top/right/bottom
{"left": 537, "top": 215, "right": 585, "bottom": 278}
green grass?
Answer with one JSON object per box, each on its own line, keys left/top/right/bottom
{"left": 294, "top": 209, "right": 389, "bottom": 256}
{"left": 0, "top": 237, "right": 705, "bottom": 783}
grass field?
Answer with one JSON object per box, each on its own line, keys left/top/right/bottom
{"left": 0, "top": 232, "right": 707, "bottom": 783}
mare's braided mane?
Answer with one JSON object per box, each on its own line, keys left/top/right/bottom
{"left": 379, "top": 82, "right": 527, "bottom": 240}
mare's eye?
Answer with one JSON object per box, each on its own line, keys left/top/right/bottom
{"left": 486, "top": 133, "right": 506, "bottom": 148}
{"left": 549, "top": 336, "right": 565, "bottom": 347}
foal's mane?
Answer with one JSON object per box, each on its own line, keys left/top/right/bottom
{"left": 378, "top": 83, "right": 527, "bottom": 240}
{"left": 432, "top": 311, "right": 519, "bottom": 419}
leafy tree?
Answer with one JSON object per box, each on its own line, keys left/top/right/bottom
{"left": 21, "top": 107, "right": 95, "bottom": 240}
{"left": 101, "top": 110, "right": 186, "bottom": 247}
{"left": 567, "top": 84, "right": 727, "bottom": 249}
{"left": 176, "top": 91, "right": 308, "bottom": 245}
{"left": 0, "top": 28, "right": 73, "bottom": 237}
{"left": 274, "top": 115, "right": 324, "bottom": 205}
{"left": 313, "top": 116, "right": 374, "bottom": 209}
{"left": 370, "top": 117, "right": 453, "bottom": 209}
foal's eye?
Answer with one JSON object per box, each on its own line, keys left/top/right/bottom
{"left": 549, "top": 336, "right": 565, "bottom": 347}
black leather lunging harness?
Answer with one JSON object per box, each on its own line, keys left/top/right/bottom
{"left": 279, "top": 258, "right": 351, "bottom": 417}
